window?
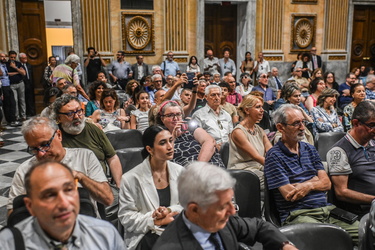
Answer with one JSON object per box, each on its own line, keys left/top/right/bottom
{"left": 121, "top": 0, "right": 153, "bottom": 10}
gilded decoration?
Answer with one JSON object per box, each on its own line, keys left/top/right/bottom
{"left": 264, "top": 56, "right": 283, "bottom": 61}
{"left": 290, "top": 14, "right": 317, "bottom": 53}
{"left": 121, "top": 12, "right": 155, "bottom": 54}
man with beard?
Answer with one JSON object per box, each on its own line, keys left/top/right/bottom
{"left": 52, "top": 94, "right": 122, "bottom": 187}
{"left": 7, "top": 117, "right": 113, "bottom": 217}
{"left": 264, "top": 104, "right": 359, "bottom": 245}
{"left": 108, "top": 50, "right": 132, "bottom": 90}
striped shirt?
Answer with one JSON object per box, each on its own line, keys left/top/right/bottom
{"left": 265, "top": 141, "right": 328, "bottom": 222}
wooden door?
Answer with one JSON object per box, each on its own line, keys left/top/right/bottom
{"left": 351, "top": 5, "right": 375, "bottom": 70}
{"left": 16, "top": 0, "right": 47, "bottom": 114}
{"left": 205, "top": 4, "right": 237, "bottom": 64}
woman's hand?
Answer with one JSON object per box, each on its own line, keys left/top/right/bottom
{"left": 171, "top": 120, "right": 187, "bottom": 139}
{"left": 152, "top": 206, "right": 169, "bottom": 220}
{"left": 153, "top": 207, "right": 179, "bottom": 226}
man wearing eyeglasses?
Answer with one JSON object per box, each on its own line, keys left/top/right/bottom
{"left": 365, "top": 74, "right": 375, "bottom": 100}
{"left": 148, "top": 74, "right": 164, "bottom": 105}
{"left": 265, "top": 104, "right": 359, "bottom": 245}
{"left": 7, "top": 117, "right": 114, "bottom": 217}
{"left": 327, "top": 101, "right": 375, "bottom": 218}
{"left": 339, "top": 72, "right": 357, "bottom": 110}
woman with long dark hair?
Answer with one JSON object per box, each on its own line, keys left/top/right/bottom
{"left": 240, "top": 51, "right": 254, "bottom": 75}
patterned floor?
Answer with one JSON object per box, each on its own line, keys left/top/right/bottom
{"left": 0, "top": 125, "right": 31, "bottom": 227}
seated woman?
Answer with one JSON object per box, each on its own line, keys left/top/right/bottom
{"left": 118, "top": 126, "right": 184, "bottom": 250}
{"left": 310, "top": 88, "right": 344, "bottom": 133}
{"left": 92, "top": 89, "right": 129, "bottom": 132}
{"left": 130, "top": 91, "right": 150, "bottom": 133}
{"left": 343, "top": 83, "right": 366, "bottom": 131}
{"left": 40, "top": 87, "right": 62, "bottom": 118}
{"left": 228, "top": 95, "right": 272, "bottom": 189}
{"left": 236, "top": 72, "right": 254, "bottom": 97}
{"left": 85, "top": 81, "right": 107, "bottom": 117}
{"left": 305, "top": 77, "right": 326, "bottom": 112}
{"left": 156, "top": 100, "right": 225, "bottom": 168}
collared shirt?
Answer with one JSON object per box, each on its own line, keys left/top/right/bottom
{"left": 108, "top": 60, "right": 132, "bottom": 79}
{"left": 182, "top": 212, "right": 224, "bottom": 250}
{"left": 254, "top": 60, "right": 270, "bottom": 77}
{"left": 192, "top": 105, "right": 233, "bottom": 144}
{"left": 0, "top": 63, "right": 10, "bottom": 86}
{"left": 0, "top": 215, "right": 125, "bottom": 249}
{"left": 366, "top": 88, "right": 375, "bottom": 100}
{"left": 253, "top": 85, "right": 276, "bottom": 101}
{"left": 226, "top": 91, "right": 243, "bottom": 106}
{"left": 203, "top": 57, "right": 220, "bottom": 75}
{"left": 137, "top": 63, "right": 144, "bottom": 79}
{"left": 52, "top": 64, "right": 80, "bottom": 86}
{"left": 218, "top": 58, "right": 236, "bottom": 76}
{"left": 161, "top": 60, "right": 180, "bottom": 77}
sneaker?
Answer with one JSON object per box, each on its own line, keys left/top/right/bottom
{"left": 10, "top": 122, "right": 17, "bottom": 127}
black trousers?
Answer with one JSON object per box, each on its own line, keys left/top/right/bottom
{"left": 24, "top": 79, "right": 36, "bottom": 116}
{"left": 1, "top": 86, "right": 16, "bottom": 123}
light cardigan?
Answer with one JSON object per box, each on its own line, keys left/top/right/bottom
{"left": 118, "top": 157, "right": 184, "bottom": 250}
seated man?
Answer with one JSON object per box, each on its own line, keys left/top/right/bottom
{"left": 224, "top": 75, "right": 242, "bottom": 106}
{"left": 51, "top": 94, "right": 122, "bottom": 187}
{"left": 253, "top": 73, "right": 276, "bottom": 106}
{"left": 1, "top": 161, "right": 123, "bottom": 249}
{"left": 327, "top": 100, "right": 375, "bottom": 218}
{"left": 365, "top": 74, "right": 375, "bottom": 100}
{"left": 153, "top": 162, "right": 297, "bottom": 250}
{"left": 264, "top": 104, "right": 359, "bottom": 244}
{"left": 192, "top": 85, "right": 233, "bottom": 147}
{"left": 7, "top": 117, "right": 113, "bottom": 216}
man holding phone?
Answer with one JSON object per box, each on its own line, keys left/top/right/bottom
{"left": 84, "top": 47, "right": 107, "bottom": 88}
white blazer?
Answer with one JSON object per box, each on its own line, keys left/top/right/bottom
{"left": 118, "top": 157, "right": 184, "bottom": 250}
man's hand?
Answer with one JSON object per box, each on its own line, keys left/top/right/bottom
{"left": 286, "top": 182, "right": 314, "bottom": 202}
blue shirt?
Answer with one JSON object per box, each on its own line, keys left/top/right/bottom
{"left": 338, "top": 82, "right": 352, "bottom": 109}
{"left": 253, "top": 85, "right": 276, "bottom": 101}
{"left": 264, "top": 141, "right": 327, "bottom": 222}
{"left": 108, "top": 60, "right": 132, "bottom": 79}
{"left": 366, "top": 88, "right": 375, "bottom": 100}
{"left": 161, "top": 60, "right": 180, "bottom": 77}
{"left": 0, "top": 63, "right": 10, "bottom": 86}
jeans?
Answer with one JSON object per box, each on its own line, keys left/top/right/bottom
{"left": 10, "top": 81, "right": 26, "bottom": 120}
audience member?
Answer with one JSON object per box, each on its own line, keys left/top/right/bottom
{"left": 224, "top": 75, "right": 242, "bottom": 106}
{"left": 228, "top": 95, "right": 272, "bottom": 189}
{"left": 343, "top": 83, "right": 366, "bottom": 131}
{"left": 365, "top": 74, "right": 375, "bottom": 100}
{"left": 42, "top": 56, "right": 57, "bottom": 89}
{"left": 310, "top": 47, "right": 323, "bottom": 71}
{"left": 203, "top": 49, "right": 221, "bottom": 76}
{"left": 161, "top": 51, "right": 180, "bottom": 77}
{"left": 1, "top": 161, "right": 123, "bottom": 249}
{"left": 19, "top": 53, "right": 36, "bottom": 117}
{"left": 218, "top": 49, "right": 236, "bottom": 77}
{"left": 268, "top": 67, "right": 283, "bottom": 98}
{"left": 253, "top": 73, "right": 276, "bottom": 106}
{"left": 40, "top": 87, "right": 62, "bottom": 118}
{"left": 265, "top": 104, "right": 359, "bottom": 244}
{"left": 148, "top": 89, "right": 167, "bottom": 126}
{"left": 339, "top": 72, "right": 356, "bottom": 110}
{"left": 84, "top": 47, "right": 107, "bottom": 88}
{"left": 154, "top": 162, "right": 297, "bottom": 250}
{"left": 328, "top": 101, "right": 375, "bottom": 218}
{"left": 118, "top": 126, "right": 184, "bottom": 250}
{"left": 351, "top": 67, "right": 363, "bottom": 84}
{"left": 292, "top": 67, "right": 310, "bottom": 97}
{"left": 324, "top": 71, "right": 339, "bottom": 91}
{"left": 108, "top": 50, "right": 133, "bottom": 90}
{"left": 130, "top": 91, "right": 150, "bottom": 133}
{"left": 186, "top": 55, "right": 200, "bottom": 73}
{"left": 310, "top": 68, "right": 323, "bottom": 82}
{"left": 305, "top": 77, "right": 326, "bottom": 112}
{"left": 295, "top": 53, "right": 312, "bottom": 79}
{"left": 148, "top": 74, "right": 163, "bottom": 104}
{"left": 219, "top": 81, "right": 239, "bottom": 124}
{"left": 131, "top": 55, "right": 150, "bottom": 81}
{"left": 236, "top": 72, "right": 254, "bottom": 97}
{"left": 191, "top": 79, "right": 207, "bottom": 114}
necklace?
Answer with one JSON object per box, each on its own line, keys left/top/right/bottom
{"left": 247, "top": 129, "right": 256, "bottom": 135}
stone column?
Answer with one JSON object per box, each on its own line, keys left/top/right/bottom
{"left": 5, "top": 0, "right": 19, "bottom": 52}
{"left": 71, "top": 0, "right": 85, "bottom": 84}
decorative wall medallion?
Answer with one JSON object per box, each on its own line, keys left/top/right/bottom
{"left": 290, "top": 14, "right": 317, "bottom": 53}
{"left": 122, "top": 12, "right": 155, "bottom": 54}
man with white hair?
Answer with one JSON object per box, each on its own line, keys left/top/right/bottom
{"left": 148, "top": 74, "right": 164, "bottom": 104}
{"left": 153, "top": 162, "right": 297, "bottom": 250}
{"left": 52, "top": 54, "right": 89, "bottom": 100}
{"left": 19, "top": 52, "right": 35, "bottom": 116}
{"left": 192, "top": 85, "right": 233, "bottom": 147}
{"left": 365, "top": 74, "right": 375, "bottom": 100}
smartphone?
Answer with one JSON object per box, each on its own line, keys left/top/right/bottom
{"left": 181, "top": 119, "right": 199, "bottom": 133}
{"left": 184, "top": 72, "right": 195, "bottom": 89}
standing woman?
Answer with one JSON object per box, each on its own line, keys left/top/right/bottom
{"left": 228, "top": 95, "right": 272, "bottom": 189}
{"left": 186, "top": 56, "right": 200, "bottom": 74}
{"left": 42, "top": 56, "right": 57, "bottom": 89}
{"left": 85, "top": 81, "right": 107, "bottom": 117}
{"left": 118, "top": 126, "right": 184, "bottom": 250}
{"left": 343, "top": 83, "right": 366, "bottom": 131}
{"left": 324, "top": 71, "right": 339, "bottom": 91}
{"left": 296, "top": 53, "right": 312, "bottom": 79}
{"left": 305, "top": 77, "right": 326, "bottom": 112}
{"left": 130, "top": 91, "right": 150, "bottom": 133}
{"left": 240, "top": 51, "right": 254, "bottom": 75}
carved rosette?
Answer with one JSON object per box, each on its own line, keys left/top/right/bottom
{"left": 295, "top": 18, "right": 313, "bottom": 49}
{"left": 127, "top": 16, "right": 151, "bottom": 50}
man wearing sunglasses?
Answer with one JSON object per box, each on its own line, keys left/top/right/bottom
{"left": 265, "top": 104, "right": 359, "bottom": 245}
{"left": 253, "top": 73, "right": 276, "bottom": 106}
{"left": 7, "top": 117, "right": 113, "bottom": 217}
{"left": 327, "top": 101, "right": 375, "bottom": 218}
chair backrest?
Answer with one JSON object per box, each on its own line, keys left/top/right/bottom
{"left": 116, "top": 147, "right": 144, "bottom": 173}
{"left": 315, "top": 132, "right": 346, "bottom": 161}
{"left": 220, "top": 142, "right": 229, "bottom": 168}
{"left": 106, "top": 129, "right": 143, "bottom": 150}
{"left": 228, "top": 169, "right": 261, "bottom": 218}
{"left": 280, "top": 223, "right": 353, "bottom": 250}
{"left": 263, "top": 175, "right": 282, "bottom": 227}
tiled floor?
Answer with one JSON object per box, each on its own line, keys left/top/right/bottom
{"left": 0, "top": 125, "right": 31, "bottom": 227}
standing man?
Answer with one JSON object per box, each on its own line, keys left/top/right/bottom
{"left": 160, "top": 51, "right": 180, "bottom": 77}
{"left": 19, "top": 53, "right": 36, "bottom": 117}
{"left": 153, "top": 162, "right": 297, "bottom": 250}
{"left": 1, "top": 161, "right": 124, "bottom": 249}
{"left": 7, "top": 50, "right": 26, "bottom": 122}
{"left": 0, "top": 52, "right": 18, "bottom": 126}
{"left": 84, "top": 47, "right": 107, "bottom": 89}
{"left": 310, "top": 47, "right": 323, "bottom": 71}
{"left": 203, "top": 49, "right": 221, "bottom": 76}
{"left": 269, "top": 67, "right": 283, "bottom": 99}
{"left": 131, "top": 55, "right": 149, "bottom": 81}
{"left": 218, "top": 49, "right": 236, "bottom": 77}
{"left": 108, "top": 50, "right": 133, "bottom": 90}
{"left": 327, "top": 101, "right": 375, "bottom": 218}
{"left": 254, "top": 52, "right": 271, "bottom": 79}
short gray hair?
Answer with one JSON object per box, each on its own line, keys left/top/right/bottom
{"left": 51, "top": 94, "right": 81, "bottom": 121}
{"left": 152, "top": 65, "right": 161, "bottom": 72}
{"left": 21, "top": 117, "right": 58, "bottom": 137}
{"left": 151, "top": 74, "right": 162, "bottom": 82}
{"left": 64, "top": 54, "right": 80, "bottom": 64}
{"left": 205, "top": 84, "right": 222, "bottom": 96}
{"left": 272, "top": 104, "right": 301, "bottom": 124}
{"left": 178, "top": 162, "right": 236, "bottom": 210}
{"left": 366, "top": 74, "right": 375, "bottom": 83}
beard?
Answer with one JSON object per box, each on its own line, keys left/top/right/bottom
{"left": 61, "top": 117, "right": 85, "bottom": 135}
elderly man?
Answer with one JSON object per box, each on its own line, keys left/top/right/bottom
{"left": 253, "top": 73, "right": 276, "bottom": 106}
{"left": 310, "top": 47, "right": 322, "bottom": 71}
{"left": 192, "top": 85, "right": 233, "bottom": 147}
{"left": 108, "top": 50, "right": 133, "bottom": 90}
{"left": 52, "top": 94, "right": 122, "bottom": 187}
{"left": 365, "top": 74, "right": 375, "bottom": 100}
{"left": 203, "top": 49, "right": 221, "bottom": 76}
{"left": 7, "top": 117, "right": 113, "bottom": 216}
{"left": 153, "top": 162, "right": 297, "bottom": 250}
{"left": 265, "top": 104, "right": 359, "bottom": 244}
{"left": 1, "top": 161, "right": 123, "bottom": 249}
{"left": 224, "top": 75, "right": 242, "bottom": 106}
{"left": 161, "top": 51, "right": 180, "bottom": 77}
{"left": 269, "top": 67, "right": 283, "bottom": 98}
{"left": 148, "top": 74, "right": 163, "bottom": 104}
{"left": 327, "top": 101, "right": 375, "bottom": 218}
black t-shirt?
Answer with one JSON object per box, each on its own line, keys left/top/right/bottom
{"left": 6, "top": 61, "right": 23, "bottom": 83}
{"left": 85, "top": 58, "right": 102, "bottom": 82}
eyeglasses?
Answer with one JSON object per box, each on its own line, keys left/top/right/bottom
{"left": 359, "top": 120, "right": 375, "bottom": 130}
{"left": 217, "top": 120, "right": 223, "bottom": 130}
{"left": 163, "top": 112, "right": 182, "bottom": 118}
{"left": 260, "top": 75, "right": 269, "bottom": 79}
{"left": 284, "top": 120, "right": 309, "bottom": 127}
{"left": 27, "top": 131, "right": 56, "bottom": 155}
{"left": 154, "top": 80, "right": 162, "bottom": 83}
{"left": 58, "top": 109, "right": 83, "bottom": 119}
